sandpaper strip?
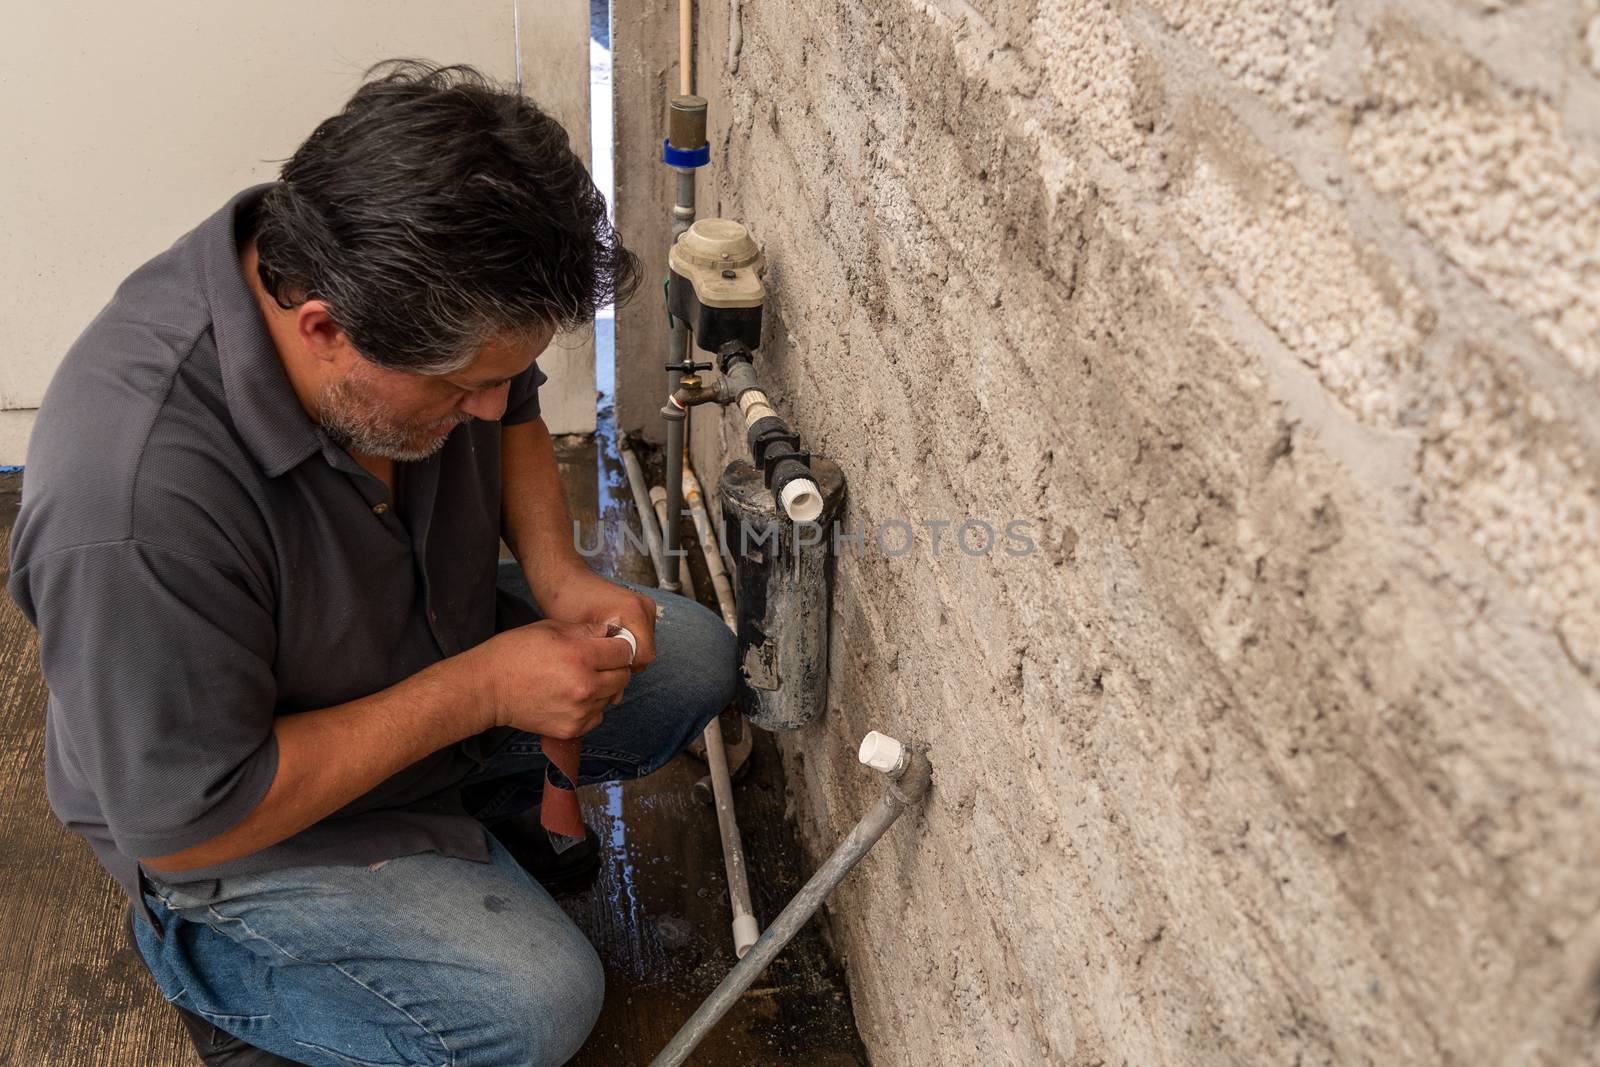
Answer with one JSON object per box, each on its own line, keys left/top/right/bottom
{"left": 539, "top": 736, "right": 585, "bottom": 838}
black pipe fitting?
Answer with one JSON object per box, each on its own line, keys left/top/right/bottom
{"left": 747, "top": 416, "right": 813, "bottom": 497}
{"left": 719, "top": 341, "right": 753, "bottom": 375}
{"left": 769, "top": 455, "right": 816, "bottom": 500}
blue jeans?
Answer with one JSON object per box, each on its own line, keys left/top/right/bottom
{"left": 131, "top": 574, "right": 735, "bottom": 1066}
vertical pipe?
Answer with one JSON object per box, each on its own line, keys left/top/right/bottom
{"left": 661, "top": 86, "right": 699, "bottom": 596}
{"left": 651, "top": 485, "right": 758, "bottom": 956}
{"left": 662, "top": 392, "right": 686, "bottom": 593}
{"left": 620, "top": 445, "right": 667, "bottom": 585}
{"left": 672, "top": 171, "right": 697, "bottom": 238}
{"left": 700, "top": 710, "right": 757, "bottom": 955}
{"left": 663, "top": 164, "right": 696, "bottom": 587}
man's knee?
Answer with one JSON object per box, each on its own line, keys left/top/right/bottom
{"left": 679, "top": 596, "right": 737, "bottom": 711}
{"left": 657, "top": 591, "right": 736, "bottom": 706}
{"left": 460, "top": 930, "right": 605, "bottom": 1067}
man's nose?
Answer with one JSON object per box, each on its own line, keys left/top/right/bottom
{"left": 459, "top": 381, "right": 511, "bottom": 422}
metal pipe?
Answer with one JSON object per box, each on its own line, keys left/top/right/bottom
{"left": 619, "top": 445, "right": 667, "bottom": 585}
{"left": 661, "top": 98, "right": 701, "bottom": 596}
{"left": 650, "top": 484, "right": 759, "bottom": 958}
{"left": 661, "top": 249, "right": 692, "bottom": 594}
{"left": 649, "top": 740, "right": 934, "bottom": 1067}
{"left": 661, "top": 392, "right": 686, "bottom": 593}
{"left": 650, "top": 488, "right": 695, "bottom": 605}
{"left": 672, "top": 171, "right": 697, "bottom": 239}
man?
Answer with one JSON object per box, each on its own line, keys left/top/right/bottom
{"left": 8, "top": 61, "right": 735, "bottom": 1066}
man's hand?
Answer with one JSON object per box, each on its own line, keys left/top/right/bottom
{"left": 469, "top": 619, "right": 636, "bottom": 739}
{"left": 143, "top": 611, "right": 637, "bottom": 874}
{"left": 499, "top": 418, "right": 660, "bottom": 675}
{"left": 536, "top": 567, "right": 659, "bottom": 674}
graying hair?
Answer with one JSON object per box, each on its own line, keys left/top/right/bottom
{"left": 254, "top": 60, "right": 639, "bottom": 374}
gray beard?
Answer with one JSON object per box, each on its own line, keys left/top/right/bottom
{"left": 315, "top": 371, "right": 466, "bottom": 462}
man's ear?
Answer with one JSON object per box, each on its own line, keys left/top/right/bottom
{"left": 294, "top": 300, "right": 354, "bottom": 366}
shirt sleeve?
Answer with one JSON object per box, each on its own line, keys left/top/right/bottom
{"left": 14, "top": 538, "right": 279, "bottom": 860}
{"left": 502, "top": 362, "right": 550, "bottom": 427}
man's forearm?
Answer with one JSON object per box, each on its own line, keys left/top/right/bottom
{"left": 501, "top": 417, "right": 590, "bottom": 608}
{"left": 141, "top": 651, "right": 494, "bottom": 873}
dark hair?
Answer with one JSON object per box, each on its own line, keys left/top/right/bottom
{"left": 254, "top": 59, "right": 639, "bottom": 372}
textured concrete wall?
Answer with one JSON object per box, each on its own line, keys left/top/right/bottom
{"left": 621, "top": 1, "right": 1600, "bottom": 1063}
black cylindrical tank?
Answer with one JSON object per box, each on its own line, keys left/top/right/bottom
{"left": 719, "top": 456, "right": 846, "bottom": 731}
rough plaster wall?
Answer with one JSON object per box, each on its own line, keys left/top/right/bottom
{"left": 617, "top": 0, "right": 1600, "bottom": 1062}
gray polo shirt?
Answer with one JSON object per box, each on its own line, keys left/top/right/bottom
{"left": 8, "top": 185, "right": 548, "bottom": 905}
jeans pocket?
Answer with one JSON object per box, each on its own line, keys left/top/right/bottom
{"left": 167, "top": 977, "right": 274, "bottom": 1028}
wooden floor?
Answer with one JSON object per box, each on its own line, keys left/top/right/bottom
{"left": 0, "top": 420, "right": 866, "bottom": 1065}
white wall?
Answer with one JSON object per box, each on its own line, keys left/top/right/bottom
{"left": 0, "top": 0, "right": 595, "bottom": 464}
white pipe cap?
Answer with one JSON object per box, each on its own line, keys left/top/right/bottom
{"left": 732, "top": 914, "right": 760, "bottom": 958}
{"left": 605, "top": 624, "right": 638, "bottom": 663}
{"left": 858, "top": 731, "right": 905, "bottom": 774}
{"left": 780, "top": 477, "right": 824, "bottom": 523}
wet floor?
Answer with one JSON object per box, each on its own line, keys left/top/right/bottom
{"left": 0, "top": 408, "right": 867, "bottom": 1065}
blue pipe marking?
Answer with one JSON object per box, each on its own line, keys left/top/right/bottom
{"left": 662, "top": 139, "right": 711, "bottom": 168}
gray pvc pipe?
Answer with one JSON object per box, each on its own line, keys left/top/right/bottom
{"left": 662, "top": 392, "right": 685, "bottom": 594}
{"left": 648, "top": 749, "right": 933, "bottom": 1067}
{"left": 619, "top": 446, "right": 668, "bottom": 585}
{"left": 649, "top": 484, "right": 760, "bottom": 957}
{"left": 661, "top": 164, "right": 696, "bottom": 595}
{"left": 673, "top": 170, "right": 696, "bottom": 239}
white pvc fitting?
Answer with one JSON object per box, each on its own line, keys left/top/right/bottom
{"left": 607, "top": 624, "right": 638, "bottom": 663}
{"left": 732, "top": 914, "right": 760, "bottom": 958}
{"left": 780, "top": 477, "right": 824, "bottom": 523}
{"left": 736, "top": 389, "right": 778, "bottom": 427}
{"left": 858, "top": 731, "right": 907, "bottom": 775}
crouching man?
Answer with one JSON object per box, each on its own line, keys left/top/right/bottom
{"left": 8, "top": 61, "right": 735, "bottom": 1066}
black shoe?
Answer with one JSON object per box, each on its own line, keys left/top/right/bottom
{"left": 124, "top": 906, "right": 304, "bottom": 1065}
{"left": 485, "top": 810, "right": 602, "bottom": 895}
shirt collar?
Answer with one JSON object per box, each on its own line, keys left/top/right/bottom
{"left": 199, "top": 184, "right": 323, "bottom": 478}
